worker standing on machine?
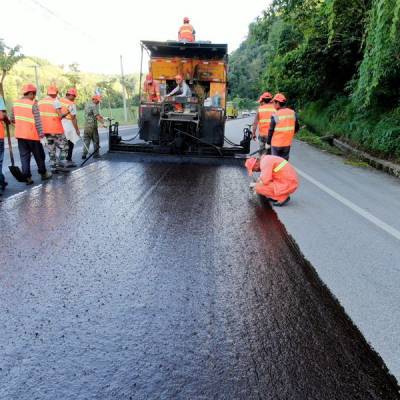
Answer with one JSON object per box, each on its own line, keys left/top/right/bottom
{"left": 60, "top": 88, "right": 80, "bottom": 167}
{"left": 82, "top": 95, "right": 106, "bottom": 160}
{"left": 166, "top": 74, "right": 192, "bottom": 112}
{"left": 267, "top": 93, "right": 299, "bottom": 160}
{"left": 252, "top": 92, "right": 275, "bottom": 154}
{"left": 38, "top": 86, "right": 70, "bottom": 173}
{"left": 245, "top": 154, "right": 298, "bottom": 206}
{"left": 143, "top": 73, "right": 161, "bottom": 102}
{"left": 178, "top": 17, "right": 195, "bottom": 42}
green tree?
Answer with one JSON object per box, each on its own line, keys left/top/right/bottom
{"left": 0, "top": 39, "right": 24, "bottom": 100}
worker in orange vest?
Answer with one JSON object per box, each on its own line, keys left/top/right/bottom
{"left": 178, "top": 17, "right": 195, "bottom": 42}
{"left": 245, "top": 154, "right": 299, "bottom": 206}
{"left": 252, "top": 92, "right": 275, "bottom": 153}
{"left": 0, "top": 95, "right": 9, "bottom": 192}
{"left": 143, "top": 73, "right": 161, "bottom": 102}
{"left": 10, "top": 84, "right": 52, "bottom": 184}
{"left": 38, "top": 86, "right": 70, "bottom": 173}
{"left": 60, "top": 88, "right": 80, "bottom": 167}
{"left": 267, "top": 93, "right": 299, "bottom": 160}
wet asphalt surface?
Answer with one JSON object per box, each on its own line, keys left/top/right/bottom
{"left": 1, "top": 153, "right": 399, "bottom": 400}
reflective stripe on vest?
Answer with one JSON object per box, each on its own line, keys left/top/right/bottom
{"left": 179, "top": 24, "right": 194, "bottom": 41}
{"left": 273, "top": 159, "right": 288, "bottom": 173}
{"left": 272, "top": 108, "right": 296, "bottom": 147}
{"left": 258, "top": 104, "right": 275, "bottom": 136}
{"left": 13, "top": 99, "right": 39, "bottom": 141}
{"left": 38, "top": 97, "right": 64, "bottom": 134}
{"left": 60, "top": 98, "right": 73, "bottom": 120}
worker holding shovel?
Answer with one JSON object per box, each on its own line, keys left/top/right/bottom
{"left": 10, "top": 84, "right": 52, "bottom": 185}
{"left": 0, "top": 95, "right": 8, "bottom": 193}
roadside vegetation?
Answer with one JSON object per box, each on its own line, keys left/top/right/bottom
{"left": 0, "top": 40, "right": 139, "bottom": 114}
{"left": 229, "top": 0, "right": 400, "bottom": 162}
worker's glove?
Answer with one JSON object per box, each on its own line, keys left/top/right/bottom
{"left": 40, "top": 136, "right": 48, "bottom": 146}
{"left": 265, "top": 144, "right": 271, "bottom": 150}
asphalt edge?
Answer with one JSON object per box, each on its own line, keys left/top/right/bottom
{"left": 261, "top": 196, "right": 400, "bottom": 391}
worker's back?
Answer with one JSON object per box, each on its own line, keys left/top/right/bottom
{"left": 178, "top": 23, "right": 195, "bottom": 42}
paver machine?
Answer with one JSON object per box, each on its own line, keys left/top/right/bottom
{"left": 109, "top": 40, "right": 251, "bottom": 157}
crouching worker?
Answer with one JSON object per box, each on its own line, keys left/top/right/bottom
{"left": 245, "top": 154, "right": 298, "bottom": 206}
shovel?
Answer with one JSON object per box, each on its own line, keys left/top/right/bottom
{"left": 5, "top": 123, "right": 26, "bottom": 182}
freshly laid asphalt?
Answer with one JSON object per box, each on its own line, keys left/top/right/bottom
{"left": 1, "top": 119, "right": 399, "bottom": 399}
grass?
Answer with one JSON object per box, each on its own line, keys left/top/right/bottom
{"left": 344, "top": 158, "right": 370, "bottom": 168}
{"left": 296, "top": 128, "right": 343, "bottom": 156}
{"left": 76, "top": 107, "right": 138, "bottom": 127}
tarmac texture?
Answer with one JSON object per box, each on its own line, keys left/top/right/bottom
{"left": 1, "top": 154, "right": 399, "bottom": 399}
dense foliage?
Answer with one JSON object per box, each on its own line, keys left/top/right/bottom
{"left": 229, "top": 0, "right": 400, "bottom": 159}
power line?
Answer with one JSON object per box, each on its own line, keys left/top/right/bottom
{"left": 29, "top": 0, "right": 97, "bottom": 44}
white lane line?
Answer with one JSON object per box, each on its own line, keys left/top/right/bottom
{"left": 297, "top": 168, "right": 400, "bottom": 242}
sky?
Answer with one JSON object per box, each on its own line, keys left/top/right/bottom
{"left": 2, "top": 0, "right": 269, "bottom": 75}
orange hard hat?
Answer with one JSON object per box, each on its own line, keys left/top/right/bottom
{"left": 146, "top": 73, "right": 153, "bottom": 82}
{"left": 66, "top": 88, "right": 77, "bottom": 96}
{"left": 183, "top": 17, "right": 190, "bottom": 23}
{"left": 245, "top": 157, "right": 261, "bottom": 176}
{"left": 92, "top": 94, "right": 102, "bottom": 102}
{"left": 273, "top": 93, "right": 287, "bottom": 103}
{"left": 258, "top": 92, "right": 273, "bottom": 103}
{"left": 47, "top": 85, "right": 58, "bottom": 95}
{"left": 175, "top": 74, "right": 183, "bottom": 81}
{"left": 22, "top": 83, "right": 37, "bottom": 94}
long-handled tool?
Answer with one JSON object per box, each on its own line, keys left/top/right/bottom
{"left": 80, "top": 141, "right": 100, "bottom": 167}
{"left": 5, "top": 123, "right": 25, "bottom": 182}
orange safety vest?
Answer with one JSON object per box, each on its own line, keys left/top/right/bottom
{"left": 143, "top": 80, "right": 160, "bottom": 102}
{"left": 38, "top": 97, "right": 64, "bottom": 134}
{"left": 60, "top": 97, "right": 74, "bottom": 120}
{"left": 0, "top": 119, "right": 4, "bottom": 139}
{"left": 178, "top": 23, "right": 195, "bottom": 42}
{"left": 257, "top": 103, "right": 275, "bottom": 137}
{"left": 13, "top": 98, "right": 40, "bottom": 141}
{"left": 271, "top": 107, "right": 296, "bottom": 147}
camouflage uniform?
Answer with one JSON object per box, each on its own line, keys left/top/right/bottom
{"left": 46, "top": 134, "right": 68, "bottom": 168}
{"left": 83, "top": 102, "right": 100, "bottom": 157}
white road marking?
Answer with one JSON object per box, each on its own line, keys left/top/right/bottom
{"left": 296, "top": 168, "right": 400, "bottom": 242}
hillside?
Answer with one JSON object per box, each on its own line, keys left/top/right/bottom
{"left": 229, "top": 0, "right": 400, "bottom": 161}
{"left": 3, "top": 56, "right": 139, "bottom": 110}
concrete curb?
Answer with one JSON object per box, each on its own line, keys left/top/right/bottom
{"left": 333, "top": 138, "right": 400, "bottom": 179}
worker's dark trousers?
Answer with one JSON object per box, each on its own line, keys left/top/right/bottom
{"left": 66, "top": 140, "right": 74, "bottom": 161}
{"left": 17, "top": 138, "right": 47, "bottom": 178}
{"left": 271, "top": 145, "right": 291, "bottom": 160}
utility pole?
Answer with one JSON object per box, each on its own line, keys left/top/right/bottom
{"left": 30, "top": 65, "right": 40, "bottom": 98}
{"left": 120, "top": 55, "right": 128, "bottom": 122}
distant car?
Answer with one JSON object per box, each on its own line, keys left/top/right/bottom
{"left": 242, "top": 110, "right": 250, "bottom": 117}
{"left": 250, "top": 110, "right": 257, "bottom": 115}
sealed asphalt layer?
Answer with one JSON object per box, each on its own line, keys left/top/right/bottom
{"left": 0, "top": 154, "right": 399, "bottom": 399}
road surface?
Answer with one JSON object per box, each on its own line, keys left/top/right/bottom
{"left": 0, "top": 119, "right": 399, "bottom": 399}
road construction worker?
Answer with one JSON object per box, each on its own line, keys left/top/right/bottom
{"left": 38, "top": 86, "right": 70, "bottom": 173}
{"left": 166, "top": 74, "right": 192, "bottom": 112}
{"left": 60, "top": 88, "right": 80, "bottom": 167}
{"left": 0, "top": 95, "right": 9, "bottom": 193}
{"left": 245, "top": 154, "right": 298, "bottom": 206}
{"left": 178, "top": 17, "right": 195, "bottom": 42}
{"left": 10, "top": 84, "right": 52, "bottom": 184}
{"left": 82, "top": 95, "right": 106, "bottom": 159}
{"left": 267, "top": 93, "right": 299, "bottom": 160}
{"left": 143, "top": 73, "right": 160, "bottom": 102}
{"left": 252, "top": 92, "right": 275, "bottom": 153}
